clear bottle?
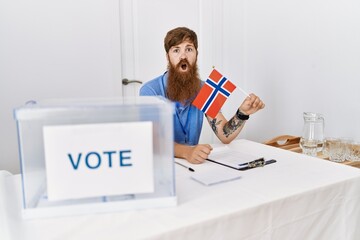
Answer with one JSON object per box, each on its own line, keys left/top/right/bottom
{"left": 300, "top": 112, "right": 324, "bottom": 157}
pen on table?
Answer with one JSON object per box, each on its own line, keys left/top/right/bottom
{"left": 175, "top": 161, "right": 195, "bottom": 172}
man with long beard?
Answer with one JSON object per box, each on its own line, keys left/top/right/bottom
{"left": 140, "top": 27, "right": 265, "bottom": 164}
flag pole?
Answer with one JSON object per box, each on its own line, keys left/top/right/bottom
{"left": 238, "top": 87, "right": 251, "bottom": 98}
{"left": 212, "top": 66, "right": 250, "bottom": 98}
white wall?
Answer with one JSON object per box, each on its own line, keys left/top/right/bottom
{"left": 0, "top": 0, "right": 122, "bottom": 174}
{"left": 223, "top": 0, "right": 360, "bottom": 143}
{"left": 1, "top": 0, "right": 360, "bottom": 173}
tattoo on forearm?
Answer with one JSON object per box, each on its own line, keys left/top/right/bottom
{"left": 210, "top": 118, "right": 222, "bottom": 135}
{"left": 223, "top": 116, "right": 244, "bottom": 137}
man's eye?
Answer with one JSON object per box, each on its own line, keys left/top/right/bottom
{"left": 173, "top": 49, "right": 179, "bottom": 53}
{"left": 186, "top": 48, "right": 193, "bottom": 52}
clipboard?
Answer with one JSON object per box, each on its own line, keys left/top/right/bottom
{"left": 206, "top": 158, "right": 276, "bottom": 170}
{"left": 206, "top": 146, "right": 277, "bottom": 171}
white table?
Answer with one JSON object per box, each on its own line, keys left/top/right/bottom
{"left": 1, "top": 139, "right": 360, "bottom": 240}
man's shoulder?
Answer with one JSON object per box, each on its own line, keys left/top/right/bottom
{"left": 145, "top": 74, "right": 164, "bottom": 85}
{"left": 139, "top": 72, "right": 167, "bottom": 96}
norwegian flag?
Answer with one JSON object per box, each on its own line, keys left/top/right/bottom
{"left": 192, "top": 69, "right": 236, "bottom": 118}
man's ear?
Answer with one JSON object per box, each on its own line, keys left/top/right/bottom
{"left": 166, "top": 53, "right": 170, "bottom": 68}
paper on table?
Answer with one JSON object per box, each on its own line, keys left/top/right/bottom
{"left": 175, "top": 158, "right": 241, "bottom": 186}
{"left": 190, "top": 163, "right": 242, "bottom": 186}
{"left": 175, "top": 145, "right": 261, "bottom": 186}
{"left": 207, "top": 146, "right": 262, "bottom": 168}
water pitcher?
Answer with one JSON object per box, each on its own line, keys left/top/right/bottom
{"left": 300, "top": 112, "right": 324, "bottom": 156}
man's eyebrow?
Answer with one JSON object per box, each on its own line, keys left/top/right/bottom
{"left": 170, "top": 43, "right": 195, "bottom": 49}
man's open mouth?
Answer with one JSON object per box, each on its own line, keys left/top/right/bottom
{"left": 181, "top": 63, "right": 188, "bottom": 71}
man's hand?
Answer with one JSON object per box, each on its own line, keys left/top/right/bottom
{"left": 174, "top": 143, "right": 213, "bottom": 164}
{"left": 239, "top": 93, "right": 265, "bottom": 115}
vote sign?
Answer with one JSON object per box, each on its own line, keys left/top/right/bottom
{"left": 43, "top": 122, "right": 154, "bottom": 201}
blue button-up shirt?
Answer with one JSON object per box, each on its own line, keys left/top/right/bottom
{"left": 139, "top": 72, "right": 204, "bottom": 145}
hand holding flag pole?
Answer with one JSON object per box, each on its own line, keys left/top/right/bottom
{"left": 193, "top": 67, "right": 264, "bottom": 120}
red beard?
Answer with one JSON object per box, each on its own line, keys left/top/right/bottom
{"left": 166, "top": 59, "right": 201, "bottom": 104}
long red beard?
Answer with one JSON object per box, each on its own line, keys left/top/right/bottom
{"left": 167, "top": 59, "right": 201, "bottom": 104}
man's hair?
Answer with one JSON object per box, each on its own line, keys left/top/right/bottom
{"left": 164, "top": 27, "right": 198, "bottom": 53}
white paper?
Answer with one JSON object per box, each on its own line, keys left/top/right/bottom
{"left": 175, "top": 145, "right": 262, "bottom": 186}
{"left": 208, "top": 146, "right": 262, "bottom": 168}
{"left": 175, "top": 158, "right": 241, "bottom": 186}
{"left": 190, "top": 166, "right": 241, "bottom": 186}
{"left": 43, "top": 122, "right": 154, "bottom": 201}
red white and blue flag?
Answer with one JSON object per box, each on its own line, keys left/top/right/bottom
{"left": 192, "top": 68, "right": 236, "bottom": 118}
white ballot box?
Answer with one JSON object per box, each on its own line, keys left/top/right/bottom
{"left": 14, "top": 97, "right": 176, "bottom": 219}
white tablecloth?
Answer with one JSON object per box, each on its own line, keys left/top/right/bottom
{"left": 1, "top": 140, "right": 360, "bottom": 240}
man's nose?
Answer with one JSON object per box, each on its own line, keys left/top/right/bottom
{"left": 180, "top": 51, "right": 187, "bottom": 59}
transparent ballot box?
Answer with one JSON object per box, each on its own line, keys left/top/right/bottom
{"left": 14, "top": 97, "right": 176, "bottom": 219}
